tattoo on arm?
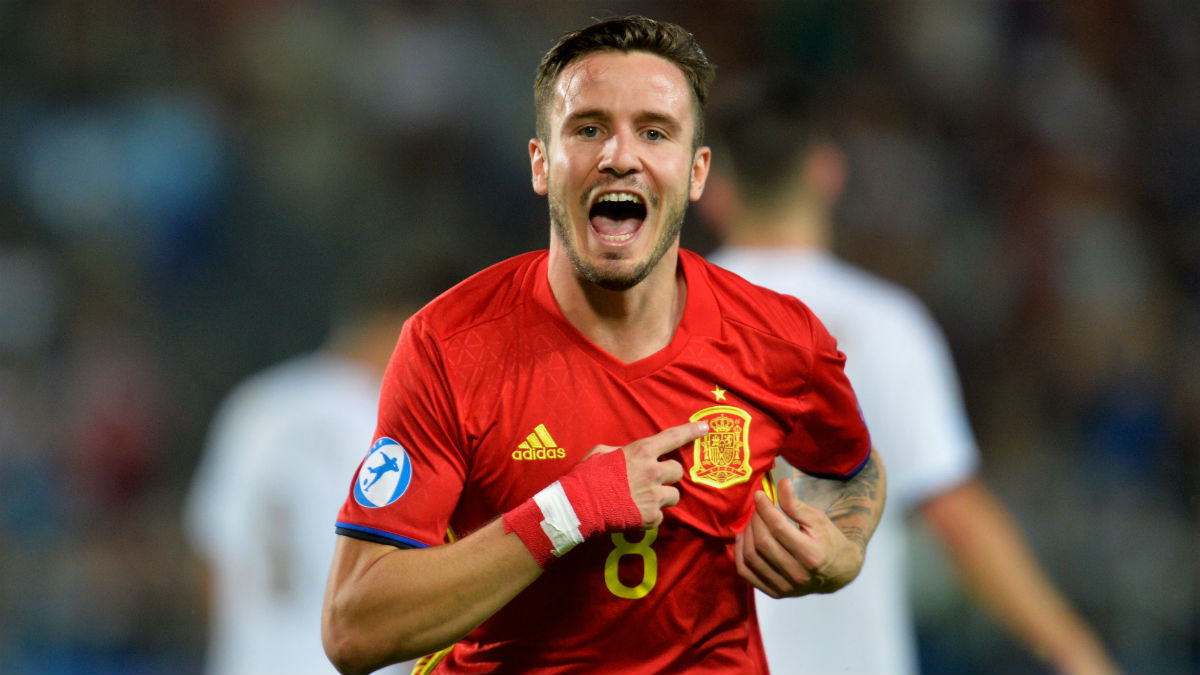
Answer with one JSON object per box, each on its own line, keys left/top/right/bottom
{"left": 791, "top": 453, "right": 885, "bottom": 552}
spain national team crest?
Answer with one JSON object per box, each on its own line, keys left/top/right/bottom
{"left": 688, "top": 405, "right": 752, "bottom": 489}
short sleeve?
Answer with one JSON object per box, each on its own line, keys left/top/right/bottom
{"left": 863, "top": 300, "right": 978, "bottom": 507}
{"left": 335, "top": 314, "right": 468, "bottom": 548}
{"left": 779, "top": 316, "right": 872, "bottom": 479}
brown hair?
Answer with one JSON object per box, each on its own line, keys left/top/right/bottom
{"left": 534, "top": 16, "right": 715, "bottom": 149}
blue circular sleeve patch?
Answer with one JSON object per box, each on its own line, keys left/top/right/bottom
{"left": 353, "top": 437, "right": 412, "bottom": 508}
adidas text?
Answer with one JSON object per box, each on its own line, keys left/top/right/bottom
{"left": 512, "top": 447, "right": 567, "bottom": 460}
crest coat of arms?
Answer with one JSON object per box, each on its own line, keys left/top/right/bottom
{"left": 688, "top": 405, "right": 752, "bottom": 488}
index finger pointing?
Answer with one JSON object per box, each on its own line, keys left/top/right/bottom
{"left": 639, "top": 421, "right": 709, "bottom": 458}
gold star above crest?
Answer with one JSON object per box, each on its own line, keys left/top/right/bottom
{"left": 711, "top": 385, "right": 727, "bottom": 401}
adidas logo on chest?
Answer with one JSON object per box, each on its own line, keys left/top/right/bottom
{"left": 512, "top": 423, "right": 566, "bottom": 460}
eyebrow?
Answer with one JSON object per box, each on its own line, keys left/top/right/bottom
{"left": 561, "top": 108, "right": 608, "bottom": 127}
{"left": 562, "top": 108, "right": 684, "bottom": 135}
{"left": 638, "top": 111, "right": 683, "bottom": 135}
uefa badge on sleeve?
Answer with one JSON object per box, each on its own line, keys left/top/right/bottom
{"left": 354, "top": 437, "right": 413, "bottom": 508}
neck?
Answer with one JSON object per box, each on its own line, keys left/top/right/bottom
{"left": 547, "top": 247, "right": 687, "bottom": 364}
{"left": 325, "top": 309, "right": 412, "bottom": 375}
{"left": 725, "top": 203, "right": 831, "bottom": 251}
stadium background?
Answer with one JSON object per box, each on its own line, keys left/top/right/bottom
{"left": 0, "top": 1, "right": 1196, "bottom": 672}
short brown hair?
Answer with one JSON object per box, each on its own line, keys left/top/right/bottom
{"left": 534, "top": 16, "right": 715, "bottom": 149}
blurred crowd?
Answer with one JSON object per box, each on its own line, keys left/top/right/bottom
{"left": 0, "top": 1, "right": 1196, "bottom": 673}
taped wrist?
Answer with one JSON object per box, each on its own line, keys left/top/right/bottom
{"left": 502, "top": 449, "right": 642, "bottom": 567}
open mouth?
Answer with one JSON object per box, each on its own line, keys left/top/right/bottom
{"left": 588, "top": 192, "right": 647, "bottom": 244}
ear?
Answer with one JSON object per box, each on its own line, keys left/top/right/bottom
{"left": 688, "top": 145, "right": 711, "bottom": 202}
{"left": 529, "top": 138, "right": 549, "bottom": 195}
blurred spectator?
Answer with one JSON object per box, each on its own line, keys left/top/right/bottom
{"left": 184, "top": 252, "right": 453, "bottom": 675}
{"left": 0, "top": 224, "right": 198, "bottom": 672}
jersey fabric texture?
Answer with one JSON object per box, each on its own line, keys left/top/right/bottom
{"left": 334, "top": 249, "right": 871, "bottom": 675}
{"left": 709, "top": 246, "right": 980, "bottom": 675}
{"left": 185, "top": 354, "right": 413, "bottom": 675}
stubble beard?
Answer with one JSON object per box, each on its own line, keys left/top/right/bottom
{"left": 548, "top": 181, "right": 688, "bottom": 292}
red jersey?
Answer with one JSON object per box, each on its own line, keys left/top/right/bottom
{"left": 336, "top": 249, "right": 870, "bottom": 675}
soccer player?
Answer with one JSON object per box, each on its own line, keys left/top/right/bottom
{"left": 704, "top": 83, "right": 1120, "bottom": 675}
{"left": 185, "top": 258, "right": 425, "bottom": 675}
{"left": 322, "top": 17, "right": 886, "bottom": 675}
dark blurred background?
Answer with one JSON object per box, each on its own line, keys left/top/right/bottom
{"left": 0, "top": 1, "right": 1196, "bottom": 673}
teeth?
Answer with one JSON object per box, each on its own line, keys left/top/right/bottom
{"left": 596, "top": 192, "right": 643, "bottom": 204}
{"left": 598, "top": 232, "right": 634, "bottom": 242}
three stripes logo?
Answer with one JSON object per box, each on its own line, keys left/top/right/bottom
{"left": 512, "top": 423, "right": 566, "bottom": 460}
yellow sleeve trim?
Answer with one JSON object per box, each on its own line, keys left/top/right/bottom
{"left": 761, "top": 473, "right": 778, "bottom": 505}
{"left": 411, "top": 645, "right": 453, "bottom": 675}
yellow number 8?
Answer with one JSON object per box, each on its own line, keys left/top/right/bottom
{"left": 604, "top": 527, "right": 658, "bottom": 599}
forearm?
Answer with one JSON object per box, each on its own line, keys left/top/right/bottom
{"left": 792, "top": 449, "right": 887, "bottom": 554}
{"left": 739, "top": 450, "right": 886, "bottom": 597}
{"left": 322, "top": 424, "right": 701, "bottom": 674}
{"left": 920, "top": 479, "right": 1120, "bottom": 675}
{"left": 322, "top": 519, "right": 541, "bottom": 674}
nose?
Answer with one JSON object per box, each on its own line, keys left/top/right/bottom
{"left": 597, "top": 128, "right": 642, "bottom": 177}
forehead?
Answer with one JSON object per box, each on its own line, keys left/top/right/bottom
{"left": 552, "top": 50, "right": 694, "bottom": 125}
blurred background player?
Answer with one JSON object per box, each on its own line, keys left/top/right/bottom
{"left": 184, "top": 251, "right": 448, "bottom": 675}
{"left": 702, "top": 80, "right": 1121, "bottom": 675}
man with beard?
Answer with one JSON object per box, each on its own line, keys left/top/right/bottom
{"left": 322, "top": 16, "right": 886, "bottom": 675}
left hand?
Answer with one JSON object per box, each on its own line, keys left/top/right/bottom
{"left": 734, "top": 477, "right": 865, "bottom": 598}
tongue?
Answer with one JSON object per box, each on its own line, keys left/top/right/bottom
{"left": 591, "top": 215, "right": 641, "bottom": 236}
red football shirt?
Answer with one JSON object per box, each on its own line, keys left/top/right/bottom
{"left": 336, "top": 249, "right": 871, "bottom": 675}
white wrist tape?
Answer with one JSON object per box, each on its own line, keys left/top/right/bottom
{"left": 532, "top": 481, "right": 584, "bottom": 557}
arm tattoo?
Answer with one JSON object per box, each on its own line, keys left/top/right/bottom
{"left": 791, "top": 453, "right": 885, "bottom": 552}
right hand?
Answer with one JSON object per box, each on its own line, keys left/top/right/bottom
{"left": 584, "top": 421, "right": 708, "bottom": 529}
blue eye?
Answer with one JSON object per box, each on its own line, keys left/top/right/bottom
{"left": 645, "top": 129, "right": 663, "bottom": 141}
{"left": 580, "top": 126, "right": 599, "bottom": 138}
